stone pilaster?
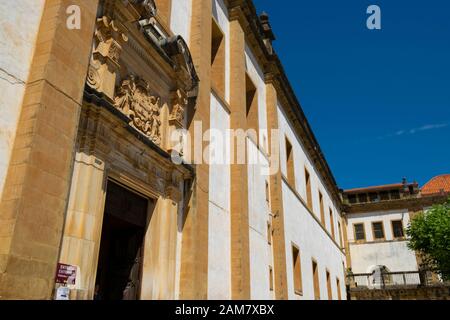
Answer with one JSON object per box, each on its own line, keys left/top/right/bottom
{"left": 141, "top": 196, "right": 179, "bottom": 299}
{"left": 57, "top": 153, "right": 107, "bottom": 300}
{"left": 265, "top": 80, "right": 289, "bottom": 299}
{"left": 229, "top": 16, "right": 251, "bottom": 299}
{"left": 178, "top": 0, "right": 212, "bottom": 299}
{"left": 342, "top": 215, "right": 352, "bottom": 270}
{"left": 0, "top": 0, "right": 99, "bottom": 299}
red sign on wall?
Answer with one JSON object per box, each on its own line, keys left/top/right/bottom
{"left": 55, "top": 263, "right": 77, "bottom": 285}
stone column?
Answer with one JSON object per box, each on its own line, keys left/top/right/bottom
{"left": 57, "top": 153, "right": 107, "bottom": 300}
{"left": 265, "top": 79, "right": 289, "bottom": 299}
{"left": 178, "top": 0, "right": 212, "bottom": 300}
{"left": 0, "top": 0, "right": 99, "bottom": 300}
{"left": 228, "top": 14, "right": 251, "bottom": 299}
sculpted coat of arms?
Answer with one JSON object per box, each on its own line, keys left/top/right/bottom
{"left": 114, "top": 75, "right": 162, "bottom": 145}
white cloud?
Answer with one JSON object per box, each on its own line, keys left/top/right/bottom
{"left": 376, "top": 123, "right": 448, "bottom": 140}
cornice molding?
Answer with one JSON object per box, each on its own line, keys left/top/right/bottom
{"left": 227, "top": 0, "right": 343, "bottom": 208}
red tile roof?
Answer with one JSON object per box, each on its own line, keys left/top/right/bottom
{"left": 421, "top": 174, "right": 450, "bottom": 196}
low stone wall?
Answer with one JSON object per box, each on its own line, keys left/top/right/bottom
{"left": 350, "top": 285, "right": 450, "bottom": 300}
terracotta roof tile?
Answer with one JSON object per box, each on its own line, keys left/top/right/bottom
{"left": 421, "top": 174, "right": 450, "bottom": 195}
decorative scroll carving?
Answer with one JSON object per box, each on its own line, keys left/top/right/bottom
{"left": 93, "top": 16, "right": 128, "bottom": 66}
{"left": 161, "top": 36, "right": 200, "bottom": 116}
{"left": 114, "top": 75, "right": 162, "bottom": 145}
{"left": 169, "top": 89, "right": 187, "bottom": 127}
{"left": 87, "top": 65, "right": 101, "bottom": 90}
{"left": 87, "top": 16, "right": 128, "bottom": 100}
{"left": 161, "top": 36, "right": 199, "bottom": 93}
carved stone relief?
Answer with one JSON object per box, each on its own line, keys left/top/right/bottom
{"left": 114, "top": 75, "right": 162, "bottom": 145}
{"left": 169, "top": 89, "right": 187, "bottom": 127}
{"left": 87, "top": 16, "right": 128, "bottom": 100}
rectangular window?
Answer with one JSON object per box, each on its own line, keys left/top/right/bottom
{"left": 348, "top": 194, "right": 357, "bottom": 204}
{"left": 267, "top": 221, "right": 272, "bottom": 245}
{"left": 246, "top": 73, "right": 259, "bottom": 137}
{"left": 326, "top": 270, "right": 332, "bottom": 300}
{"left": 369, "top": 192, "right": 380, "bottom": 202}
{"left": 336, "top": 278, "right": 342, "bottom": 300}
{"left": 265, "top": 180, "right": 270, "bottom": 204}
{"left": 391, "top": 220, "right": 404, "bottom": 238}
{"left": 312, "top": 259, "right": 320, "bottom": 300}
{"left": 390, "top": 190, "right": 400, "bottom": 199}
{"left": 358, "top": 193, "right": 368, "bottom": 203}
{"left": 329, "top": 208, "right": 335, "bottom": 240}
{"left": 380, "top": 191, "right": 390, "bottom": 201}
{"left": 319, "top": 191, "right": 325, "bottom": 226}
{"left": 338, "top": 221, "right": 343, "bottom": 248}
{"left": 372, "top": 221, "right": 385, "bottom": 240}
{"left": 354, "top": 223, "right": 365, "bottom": 241}
{"left": 305, "top": 167, "right": 312, "bottom": 211}
{"left": 211, "top": 18, "right": 225, "bottom": 97}
{"left": 285, "top": 138, "right": 295, "bottom": 188}
{"left": 269, "top": 266, "right": 274, "bottom": 291}
{"left": 292, "top": 245, "right": 303, "bottom": 295}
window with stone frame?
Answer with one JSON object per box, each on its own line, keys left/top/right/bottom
{"left": 269, "top": 266, "right": 274, "bottom": 291}
{"left": 305, "top": 167, "right": 313, "bottom": 211}
{"left": 246, "top": 73, "right": 259, "bottom": 141}
{"left": 336, "top": 278, "right": 342, "bottom": 300}
{"left": 329, "top": 208, "right": 335, "bottom": 240}
{"left": 354, "top": 223, "right": 365, "bottom": 241}
{"left": 211, "top": 17, "right": 225, "bottom": 98}
{"left": 319, "top": 191, "right": 325, "bottom": 226}
{"left": 372, "top": 221, "right": 385, "bottom": 240}
{"left": 391, "top": 220, "right": 405, "bottom": 238}
{"left": 285, "top": 137, "right": 295, "bottom": 188}
{"left": 326, "top": 270, "right": 332, "bottom": 300}
{"left": 312, "top": 259, "right": 320, "bottom": 300}
{"left": 292, "top": 245, "right": 303, "bottom": 295}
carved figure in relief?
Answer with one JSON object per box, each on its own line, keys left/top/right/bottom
{"left": 114, "top": 75, "right": 136, "bottom": 116}
{"left": 113, "top": 75, "right": 162, "bottom": 145}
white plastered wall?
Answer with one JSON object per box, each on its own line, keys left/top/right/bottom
{"left": 277, "top": 103, "right": 346, "bottom": 300}
{"left": 0, "top": 0, "right": 45, "bottom": 199}
{"left": 170, "top": 0, "right": 192, "bottom": 44}
{"left": 207, "top": 92, "right": 231, "bottom": 299}
{"left": 347, "top": 209, "right": 418, "bottom": 274}
{"left": 247, "top": 138, "right": 273, "bottom": 300}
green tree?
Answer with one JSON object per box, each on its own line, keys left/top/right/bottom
{"left": 407, "top": 198, "right": 450, "bottom": 280}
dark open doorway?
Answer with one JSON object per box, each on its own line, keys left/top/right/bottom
{"left": 94, "top": 180, "right": 150, "bottom": 300}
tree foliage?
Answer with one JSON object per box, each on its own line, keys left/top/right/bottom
{"left": 407, "top": 198, "right": 450, "bottom": 280}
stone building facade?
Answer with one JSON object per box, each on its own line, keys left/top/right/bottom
{"left": 342, "top": 178, "right": 449, "bottom": 278}
{"left": 0, "top": 0, "right": 447, "bottom": 301}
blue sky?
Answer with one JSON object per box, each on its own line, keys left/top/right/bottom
{"left": 254, "top": 0, "right": 450, "bottom": 189}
